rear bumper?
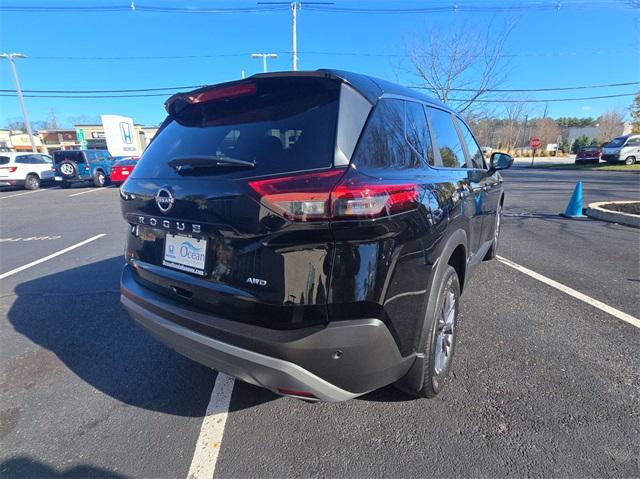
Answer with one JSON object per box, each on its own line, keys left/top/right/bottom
{"left": 0, "top": 179, "right": 24, "bottom": 187}
{"left": 120, "top": 264, "right": 414, "bottom": 401}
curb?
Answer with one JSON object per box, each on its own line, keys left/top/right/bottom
{"left": 585, "top": 201, "right": 640, "bottom": 228}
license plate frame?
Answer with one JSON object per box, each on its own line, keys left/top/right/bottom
{"left": 162, "top": 233, "right": 207, "bottom": 276}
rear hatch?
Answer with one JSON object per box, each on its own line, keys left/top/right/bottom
{"left": 120, "top": 76, "right": 343, "bottom": 329}
{"left": 53, "top": 150, "right": 90, "bottom": 177}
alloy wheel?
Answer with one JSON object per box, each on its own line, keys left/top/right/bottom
{"left": 434, "top": 287, "right": 456, "bottom": 376}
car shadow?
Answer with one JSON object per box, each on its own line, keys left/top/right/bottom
{"left": 0, "top": 457, "right": 125, "bottom": 478}
{"left": 6, "top": 256, "right": 273, "bottom": 416}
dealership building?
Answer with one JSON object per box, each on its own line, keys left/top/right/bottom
{"left": 0, "top": 125, "right": 158, "bottom": 154}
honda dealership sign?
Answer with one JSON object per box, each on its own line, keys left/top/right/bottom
{"left": 101, "top": 115, "right": 141, "bottom": 156}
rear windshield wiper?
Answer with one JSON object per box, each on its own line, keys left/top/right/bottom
{"left": 168, "top": 155, "right": 255, "bottom": 172}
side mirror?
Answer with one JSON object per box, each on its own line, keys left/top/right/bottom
{"left": 489, "top": 152, "right": 514, "bottom": 174}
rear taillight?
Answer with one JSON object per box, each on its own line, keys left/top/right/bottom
{"left": 0, "top": 166, "right": 18, "bottom": 173}
{"left": 248, "top": 168, "right": 419, "bottom": 222}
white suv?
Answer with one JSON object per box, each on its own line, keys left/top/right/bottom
{"left": 0, "top": 152, "right": 54, "bottom": 190}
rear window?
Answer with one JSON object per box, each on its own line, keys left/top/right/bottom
{"left": 132, "top": 77, "right": 341, "bottom": 179}
{"left": 53, "top": 151, "right": 86, "bottom": 164}
{"left": 0, "top": 156, "right": 10, "bottom": 165}
{"left": 114, "top": 159, "right": 137, "bottom": 167}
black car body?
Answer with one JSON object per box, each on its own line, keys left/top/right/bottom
{"left": 119, "top": 70, "right": 512, "bottom": 401}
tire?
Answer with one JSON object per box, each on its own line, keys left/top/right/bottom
{"left": 59, "top": 160, "right": 77, "bottom": 179}
{"left": 24, "top": 174, "right": 40, "bottom": 190}
{"left": 415, "top": 265, "right": 461, "bottom": 398}
{"left": 624, "top": 156, "right": 636, "bottom": 166}
{"left": 93, "top": 170, "right": 106, "bottom": 187}
{"left": 60, "top": 181, "right": 72, "bottom": 189}
{"left": 483, "top": 201, "right": 502, "bottom": 261}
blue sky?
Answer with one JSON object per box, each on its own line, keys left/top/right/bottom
{"left": 0, "top": 1, "right": 638, "bottom": 127}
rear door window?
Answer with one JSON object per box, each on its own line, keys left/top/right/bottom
{"left": 425, "top": 107, "right": 467, "bottom": 168}
{"left": 456, "top": 118, "right": 486, "bottom": 169}
{"left": 15, "top": 155, "right": 34, "bottom": 164}
{"left": 405, "top": 101, "right": 434, "bottom": 166}
{"left": 86, "top": 150, "right": 111, "bottom": 162}
{"left": 132, "top": 77, "right": 341, "bottom": 179}
{"left": 351, "top": 98, "right": 418, "bottom": 170}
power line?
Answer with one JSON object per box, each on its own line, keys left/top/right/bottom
{"left": 0, "top": 93, "right": 174, "bottom": 98}
{"left": 22, "top": 48, "right": 632, "bottom": 61}
{"left": 447, "top": 93, "right": 638, "bottom": 103}
{"left": 0, "top": 85, "right": 204, "bottom": 93}
{"left": 304, "top": 1, "right": 632, "bottom": 13}
{"left": 413, "top": 81, "right": 640, "bottom": 93}
{"left": 0, "top": 92, "right": 636, "bottom": 102}
{"left": 0, "top": 1, "right": 632, "bottom": 14}
{"left": 0, "top": 4, "right": 287, "bottom": 13}
{"left": 1, "top": 81, "right": 636, "bottom": 95}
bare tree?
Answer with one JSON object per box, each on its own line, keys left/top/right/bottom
{"left": 4, "top": 118, "right": 27, "bottom": 132}
{"left": 494, "top": 102, "right": 530, "bottom": 152}
{"left": 406, "top": 20, "right": 515, "bottom": 113}
{"left": 532, "top": 118, "right": 561, "bottom": 149}
{"left": 597, "top": 110, "right": 625, "bottom": 142}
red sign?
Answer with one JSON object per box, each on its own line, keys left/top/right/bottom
{"left": 530, "top": 137, "right": 541, "bottom": 149}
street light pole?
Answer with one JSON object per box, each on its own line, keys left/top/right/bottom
{"left": 1, "top": 53, "right": 38, "bottom": 152}
{"left": 251, "top": 53, "right": 278, "bottom": 73}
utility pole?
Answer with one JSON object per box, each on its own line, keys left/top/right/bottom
{"left": 252, "top": 53, "right": 278, "bottom": 73}
{"left": 291, "top": 2, "right": 297, "bottom": 71}
{"left": 257, "top": 2, "right": 333, "bottom": 71}
{"left": 0, "top": 53, "right": 38, "bottom": 152}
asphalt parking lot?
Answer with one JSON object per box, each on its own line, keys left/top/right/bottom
{"left": 1, "top": 169, "right": 639, "bottom": 478}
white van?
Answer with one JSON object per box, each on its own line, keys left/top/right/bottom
{"left": 601, "top": 134, "right": 640, "bottom": 165}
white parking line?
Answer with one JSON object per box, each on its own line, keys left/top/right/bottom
{"left": 0, "top": 189, "right": 45, "bottom": 200}
{"left": 187, "top": 373, "right": 235, "bottom": 479}
{"left": 497, "top": 255, "right": 640, "bottom": 329}
{"left": 68, "top": 187, "right": 114, "bottom": 197}
{"left": 0, "top": 234, "right": 106, "bottom": 280}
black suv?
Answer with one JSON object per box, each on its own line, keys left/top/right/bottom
{"left": 119, "top": 70, "right": 513, "bottom": 401}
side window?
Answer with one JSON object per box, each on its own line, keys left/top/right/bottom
{"left": 456, "top": 118, "right": 486, "bottom": 169}
{"left": 352, "top": 98, "right": 418, "bottom": 169}
{"left": 625, "top": 136, "right": 640, "bottom": 146}
{"left": 15, "top": 155, "right": 32, "bottom": 164}
{"left": 425, "top": 107, "right": 466, "bottom": 168}
{"left": 405, "top": 101, "right": 434, "bottom": 166}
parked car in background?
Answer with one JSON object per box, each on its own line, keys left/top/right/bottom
{"left": 110, "top": 157, "right": 139, "bottom": 184}
{"left": 575, "top": 145, "right": 602, "bottom": 164}
{"left": 602, "top": 134, "right": 640, "bottom": 165}
{"left": 119, "top": 70, "right": 513, "bottom": 402}
{"left": 52, "top": 149, "right": 113, "bottom": 188}
{"left": 0, "top": 152, "right": 54, "bottom": 190}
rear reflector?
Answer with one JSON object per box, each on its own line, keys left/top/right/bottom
{"left": 277, "top": 388, "right": 318, "bottom": 399}
{"left": 186, "top": 82, "right": 257, "bottom": 104}
{"left": 248, "top": 167, "right": 419, "bottom": 221}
